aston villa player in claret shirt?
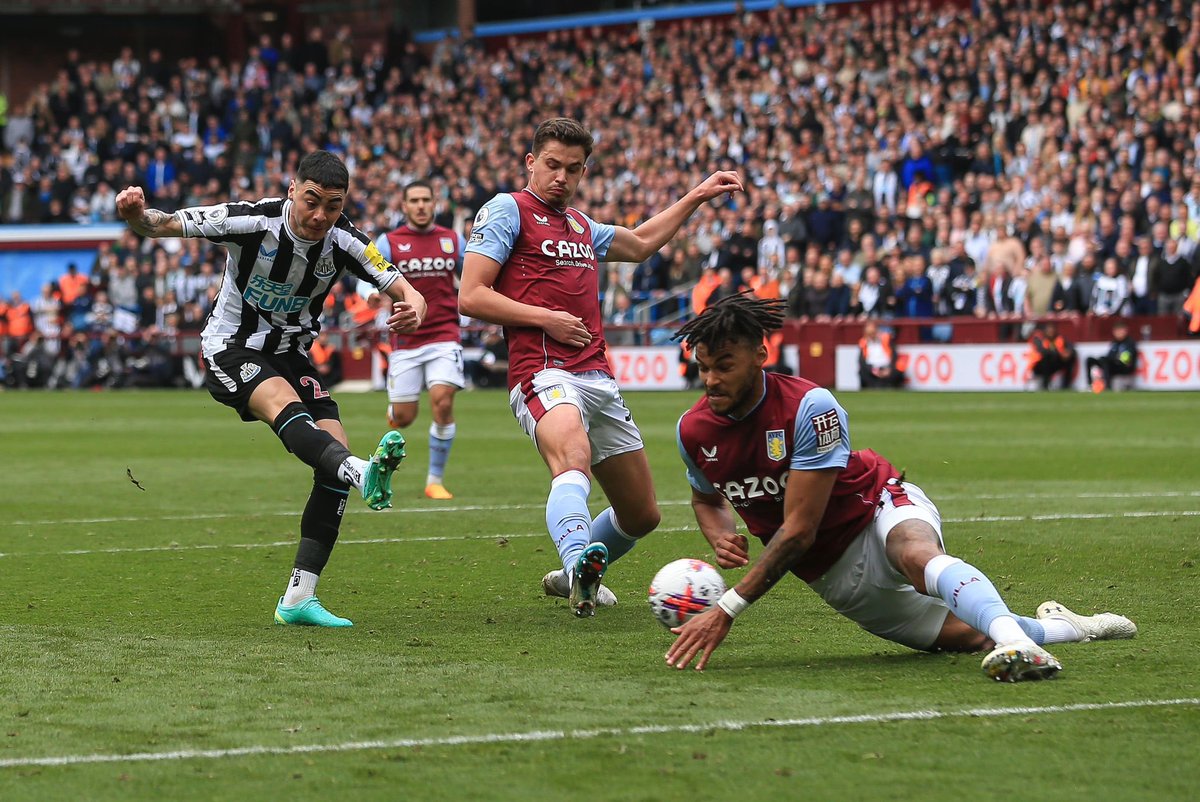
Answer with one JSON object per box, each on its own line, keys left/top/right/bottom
{"left": 459, "top": 117, "right": 744, "bottom": 617}
{"left": 365, "top": 180, "right": 466, "bottom": 500}
{"left": 667, "top": 294, "right": 1136, "bottom": 681}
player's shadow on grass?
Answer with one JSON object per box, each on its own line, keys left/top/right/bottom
{"left": 716, "top": 647, "right": 973, "bottom": 675}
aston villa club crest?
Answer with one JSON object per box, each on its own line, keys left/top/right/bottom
{"left": 566, "top": 215, "right": 585, "bottom": 235}
{"left": 439, "top": 237, "right": 456, "bottom": 254}
{"left": 765, "top": 429, "right": 786, "bottom": 461}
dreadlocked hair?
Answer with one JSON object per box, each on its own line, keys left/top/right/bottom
{"left": 673, "top": 292, "right": 787, "bottom": 351}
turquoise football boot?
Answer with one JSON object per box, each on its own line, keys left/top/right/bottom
{"left": 361, "top": 431, "right": 406, "bottom": 510}
{"left": 274, "top": 596, "right": 354, "bottom": 627}
{"left": 568, "top": 543, "right": 609, "bottom": 618}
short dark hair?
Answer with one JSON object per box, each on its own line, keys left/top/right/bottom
{"left": 532, "top": 118, "right": 594, "bottom": 159}
{"left": 296, "top": 150, "right": 349, "bottom": 190}
{"left": 673, "top": 292, "right": 787, "bottom": 352}
{"left": 403, "top": 179, "right": 433, "bottom": 200}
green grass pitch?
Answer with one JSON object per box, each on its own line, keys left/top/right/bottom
{"left": 1, "top": 387, "right": 1198, "bottom": 800}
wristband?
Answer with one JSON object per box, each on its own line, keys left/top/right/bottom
{"left": 716, "top": 588, "right": 750, "bottom": 619}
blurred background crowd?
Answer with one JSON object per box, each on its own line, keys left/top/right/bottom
{"left": 2, "top": 0, "right": 1200, "bottom": 388}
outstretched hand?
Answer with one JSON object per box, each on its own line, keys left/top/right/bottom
{"left": 115, "top": 186, "right": 147, "bottom": 222}
{"left": 665, "top": 607, "right": 734, "bottom": 671}
{"left": 691, "top": 171, "right": 745, "bottom": 203}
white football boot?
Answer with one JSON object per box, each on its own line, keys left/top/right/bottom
{"left": 542, "top": 569, "right": 618, "bottom": 607}
{"left": 1036, "top": 600, "right": 1138, "bottom": 642}
{"left": 981, "top": 642, "right": 1063, "bottom": 682}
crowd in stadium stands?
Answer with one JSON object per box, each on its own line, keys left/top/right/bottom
{"left": 3, "top": 0, "right": 1200, "bottom": 388}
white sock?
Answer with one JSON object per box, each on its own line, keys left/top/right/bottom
{"left": 338, "top": 456, "right": 368, "bottom": 490}
{"left": 988, "top": 614, "right": 1036, "bottom": 647}
{"left": 282, "top": 568, "right": 318, "bottom": 606}
{"left": 427, "top": 422, "right": 455, "bottom": 487}
{"left": 1039, "top": 616, "right": 1083, "bottom": 643}
{"left": 430, "top": 422, "right": 456, "bottom": 439}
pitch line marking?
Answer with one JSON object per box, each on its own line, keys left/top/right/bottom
{"left": 2, "top": 502, "right": 599, "bottom": 527}
{"left": 10, "top": 527, "right": 688, "bottom": 558}
{"left": 6, "top": 490, "right": 1200, "bottom": 527}
{"left": 0, "top": 697, "right": 1194, "bottom": 769}
{"left": 2, "top": 510, "right": 1199, "bottom": 559}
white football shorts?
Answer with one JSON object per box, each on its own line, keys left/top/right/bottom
{"left": 387, "top": 341, "right": 465, "bottom": 403}
{"left": 508, "top": 368, "right": 644, "bottom": 464}
{"left": 807, "top": 480, "right": 950, "bottom": 651}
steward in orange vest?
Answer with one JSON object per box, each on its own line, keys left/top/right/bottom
{"left": 7, "top": 296, "right": 33, "bottom": 340}
{"left": 1028, "top": 321, "right": 1077, "bottom": 390}
{"left": 858, "top": 320, "right": 905, "bottom": 388}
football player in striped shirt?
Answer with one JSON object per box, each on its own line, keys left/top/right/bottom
{"left": 116, "top": 150, "right": 427, "bottom": 628}
{"left": 667, "top": 294, "right": 1136, "bottom": 680}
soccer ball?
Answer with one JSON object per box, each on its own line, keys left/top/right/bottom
{"left": 647, "top": 558, "right": 727, "bottom": 629}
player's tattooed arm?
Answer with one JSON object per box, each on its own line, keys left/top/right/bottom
{"left": 115, "top": 186, "right": 184, "bottom": 238}
{"left": 129, "top": 207, "right": 183, "bottom": 238}
{"left": 734, "top": 467, "right": 840, "bottom": 602}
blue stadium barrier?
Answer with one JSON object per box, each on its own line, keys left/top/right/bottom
{"left": 0, "top": 250, "right": 95, "bottom": 301}
{"left": 0, "top": 223, "right": 123, "bottom": 300}
{"left": 415, "top": 0, "right": 860, "bottom": 43}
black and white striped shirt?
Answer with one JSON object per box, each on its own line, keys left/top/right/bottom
{"left": 176, "top": 198, "right": 400, "bottom": 357}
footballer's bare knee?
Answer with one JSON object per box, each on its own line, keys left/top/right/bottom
{"left": 618, "top": 503, "right": 661, "bottom": 538}
{"left": 388, "top": 403, "right": 418, "bottom": 429}
{"left": 885, "top": 520, "right": 944, "bottom": 593}
{"left": 429, "top": 385, "right": 455, "bottom": 423}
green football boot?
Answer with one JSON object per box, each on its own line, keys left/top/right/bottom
{"left": 274, "top": 596, "right": 353, "bottom": 627}
{"left": 361, "top": 431, "right": 406, "bottom": 510}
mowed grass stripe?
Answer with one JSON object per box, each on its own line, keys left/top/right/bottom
{"left": 2, "top": 509, "right": 1196, "bottom": 559}
{"left": 6, "top": 490, "right": 1200, "bottom": 527}
{"left": 1, "top": 697, "right": 1194, "bottom": 769}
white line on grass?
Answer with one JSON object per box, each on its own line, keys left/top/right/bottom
{"left": 2, "top": 502, "right": 605, "bottom": 527}
{"left": 2, "top": 510, "right": 1198, "bottom": 559}
{"left": 14, "top": 526, "right": 687, "bottom": 558}
{"left": 0, "top": 697, "right": 1194, "bottom": 769}
{"left": 7, "top": 490, "right": 1200, "bottom": 527}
